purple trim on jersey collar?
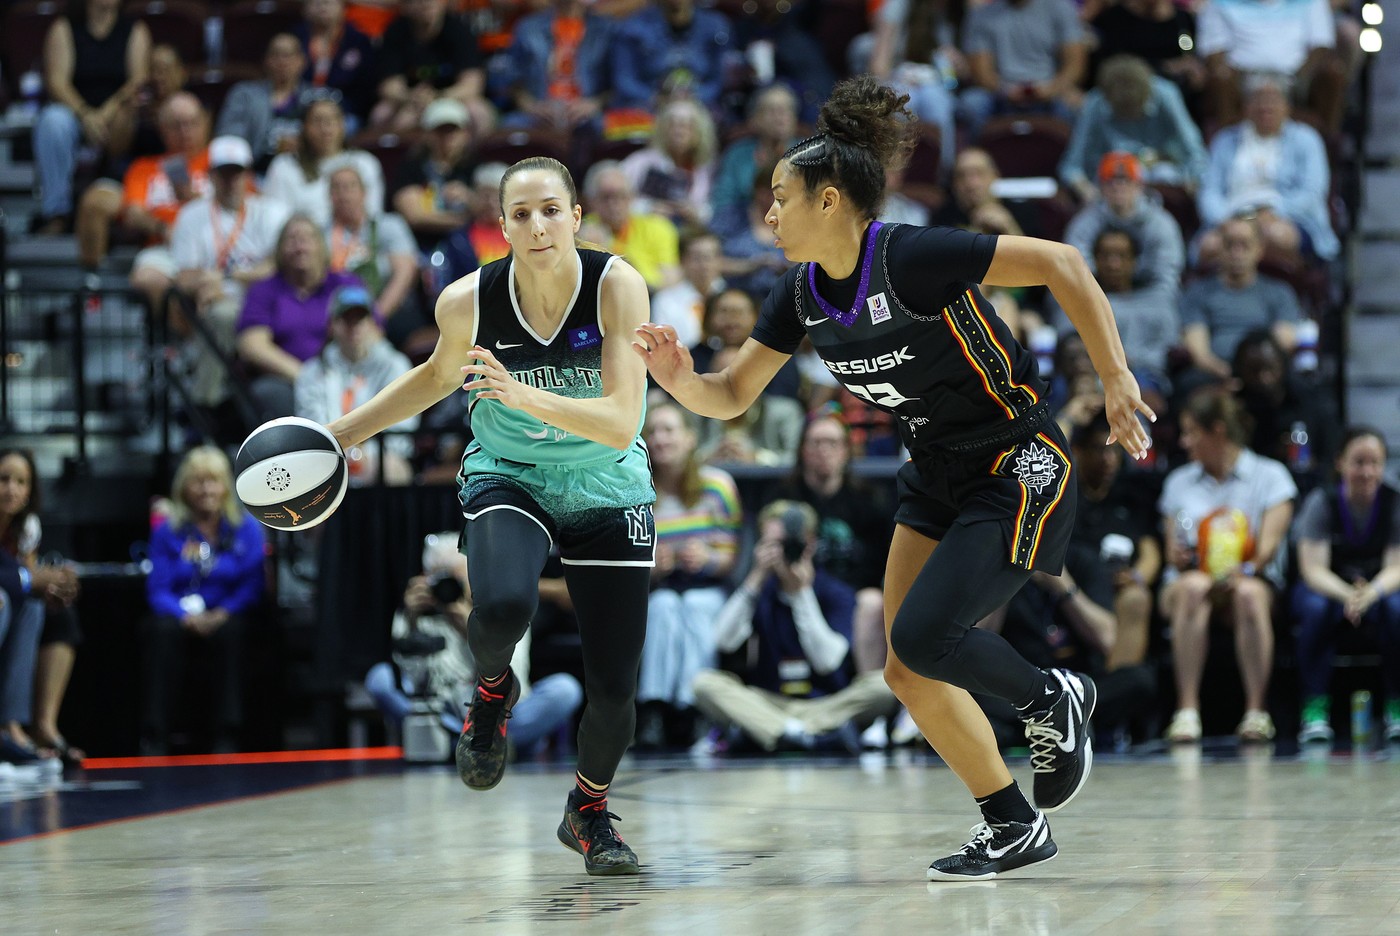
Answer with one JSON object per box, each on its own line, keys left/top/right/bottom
{"left": 807, "top": 221, "right": 883, "bottom": 328}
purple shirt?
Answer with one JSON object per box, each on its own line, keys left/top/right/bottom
{"left": 237, "top": 270, "right": 363, "bottom": 362}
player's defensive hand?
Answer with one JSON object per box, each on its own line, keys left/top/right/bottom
{"left": 1101, "top": 370, "right": 1156, "bottom": 461}
{"left": 633, "top": 323, "right": 695, "bottom": 395}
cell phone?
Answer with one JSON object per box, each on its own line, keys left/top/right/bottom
{"left": 163, "top": 156, "right": 190, "bottom": 190}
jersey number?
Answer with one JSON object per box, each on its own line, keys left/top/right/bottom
{"left": 844, "top": 382, "right": 916, "bottom": 408}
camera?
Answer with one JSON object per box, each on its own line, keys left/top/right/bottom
{"left": 779, "top": 507, "right": 809, "bottom": 564}
{"left": 427, "top": 571, "right": 465, "bottom": 608}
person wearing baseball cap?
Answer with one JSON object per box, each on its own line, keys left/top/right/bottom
{"left": 1063, "top": 150, "right": 1186, "bottom": 288}
{"left": 393, "top": 98, "right": 477, "bottom": 251}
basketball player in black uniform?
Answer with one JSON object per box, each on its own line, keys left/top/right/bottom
{"left": 329, "top": 157, "right": 655, "bottom": 876}
{"left": 635, "top": 77, "right": 1156, "bottom": 880}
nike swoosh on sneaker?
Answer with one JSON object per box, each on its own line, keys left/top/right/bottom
{"left": 985, "top": 824, "right": 1038, "bottom": 859}
{"left": 496, "top": 340, "right": 523, "bottom": 349}
{"left": 803, "top": 315, "right": 830, "bottom": 326}
{"left": 1056, "top": 694, "right": 1082, "bottom": 753}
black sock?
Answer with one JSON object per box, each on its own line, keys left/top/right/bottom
{"left": 569, "top": 775, "right": 608, "bottom": 812}
{"left": 1013, "top": 669, "right": 1059, "bottom": 715}
{"left": 479, "top": 667, "right": 510, "bottom": 691}
{"left": 976, "top": 781, "right": 1037, "bottom": 825}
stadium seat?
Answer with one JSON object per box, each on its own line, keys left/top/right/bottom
{"left": 975, "top": 114, "right": 1073, "bottom": 179}
{"left": 220, "top": 0, "right": 303, "bottom": 66}
{"left": 471, "top": 127, "right": 571, "bottom": 174}
{"left": 0, "top": 1, "right": 65, "bottom": 102}
{"left": 188, "top": 63, "right": 259, "bottom": 118}
{"left": 124, "top": 0, "right": 209, "bottom": 65}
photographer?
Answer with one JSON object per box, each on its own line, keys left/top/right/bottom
{"left": 691, "top": 501, "right": 895, "bottom": 753}
{"left": 363, "top": 533, "right": 582, "bottom": 756}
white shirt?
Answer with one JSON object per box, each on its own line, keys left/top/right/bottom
{"left": 262, "top": 150, "right": 386, "bottom": 227}
{"left": 170, "top": 193, "right": 289, "bottom": 299}
{"left": 1196, "top": 0, "right": 1334, "bottom": 75}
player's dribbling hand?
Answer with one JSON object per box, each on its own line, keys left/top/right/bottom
{"left": 632, "top": 324, "right": 695, "bottom": 395}
{"left": 1101, "top": 370, "right": 1156, "bottom": 461}
{"left": 462, "top": 347, "right": 532, "bottom": 409}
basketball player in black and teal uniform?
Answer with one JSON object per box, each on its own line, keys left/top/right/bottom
{"left": 636, "top": 77, "right": 1157, "bottom": 881}
{"left": 329, "top": 156, "right": 654, "bottom": 876}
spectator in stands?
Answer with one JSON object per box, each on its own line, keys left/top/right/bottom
{"left": 78, "top": 91, "right": 210, "bottom": 272}
{"left": 364, "top": 532, "right": 584, "bottom": 752}
{"left": 371, "top": 0, "right": 490, "bottom": 134}
{"left": 1196, "top": 72, "right": 1338, "bottom": 264}
{"left": 295, "top": 285, "right": 418, "bottom": 486}
{"left": 710, "top": 84, "right": 800, "bottom": 230}
{"left": 579, "top": 161, "right": 680, "bottom": 292}
{"left": 770, "top": 413, "right": 895, "bottom": 677}
{"left": 498, "top": 0, "right": 615, "bottom": 134}
{"left": 1196, "top": 0, "right": 1346, "bottom": 135}
{"left": 1084, "top": 229, "right": 1177, "bottom": 409}
{"left": 711, "top": 163, "right": 792, "bottom": 298}
{"left": 728, "top": 0, "right": 834, "bottom": 124}
{"left": 392, "top": 98, "right": 479, "bottom": 252}
{"left": 1180, "top": 216, "right": 1302, "bottom": 384}
{"left": 215, "top": 33, "right": 316, "bottom": 172}
{"left": 879, "top": 161, "right": 933, "bottom": 228}
{"left": 142, "top": 446, "right": 266, "bottom": 755}
{"left": 619, "top": 98, "right": 718, "bottom": 229}
{"left": 131, "top": 43, "right": 190, "bottom": 158}
{"left": 296, "top": 0, "right": 379, "bottom": 126}
{"left": 1088, "top": 0, "right": 1204, "bottom": 103}
{"left": 263, "top": 98, "right": 386, "bottom": 226}
{"left": 325, "top": 164, "right": 424, "bottom": 345}
{"left": 866, "top": 0, "right": 959, "bottom": 170}
{"left": 1231, "top": 329, "right": 1336, "bottom": 496}
{"left": 690, "top": 286, "right": 800, "bottom": 402}
{"left": 638, "top": 402, "right": 743, "bottom": 750}
{"left": 1292, "top": 427, "right": 1400, "bottom": 745}
{"left": 237, "top": 215, "right": 363, "bottom": 421}
{"left": 610, "top": 0, "right": 732, "bottom": 114}
{"left": 0, "top": 449, "right": 79, "bottom": 766}
{"left": 1059, "top": 55, "right": 1208, "bottom": 201}
{"left": 958, "top": 0, "right": 1087, "bottom": 135}
{"left": 427, "top": 161, "right": 514, "bottom": 300}
{"left": 650, "top": 228, "right": 725, "bottom": 351}
{"left": 34, "top": 0, "right": 152, "bottom": 233}
{"left": 692, "top": 501, "right": 895, "bottom": 754}
{"left": 172, "top": 136, "right": 288, "bottom": 410}
{"left": 697, "top": 357, "right": 804, "bottom": 467}
{"left": 1064, "top": 151, "right": 1186, "bottom": 288}
{"left": 931, "top": 147, "right": 1041, "bottom": 238}
{"left": 1158, "top": 390, "right": 1296, "bottom": 743}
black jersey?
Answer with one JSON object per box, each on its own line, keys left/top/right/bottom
{"left": 466, "top": 246, "right": 625, "bottom": 465}
{"left": 751, "top": 222, "right": 1049, "bottom": 455}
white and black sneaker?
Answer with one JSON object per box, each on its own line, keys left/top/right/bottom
{"left": 1023, "top": 668, "right": 1097, "bottom": 813}
{"left": 927, "top": 811, "right": 1057, "bottom": 880}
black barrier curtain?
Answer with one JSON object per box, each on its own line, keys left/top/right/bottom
{"left": 314, "top": 484, "right": 465, "bottom": 694}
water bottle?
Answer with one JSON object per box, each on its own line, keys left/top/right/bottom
{"left": 1294, "top": 318, "right": 1319, "bottom": 374}
{"left": 1351, "top": 690, "right": 1373, "bottom": 750}
{"left": 1287, "top": 421, "right": 1313, "bottom": 474}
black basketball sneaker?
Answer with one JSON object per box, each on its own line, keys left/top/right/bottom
{"left": 1023, "top": 668, "right": 1097, "bottom": 813}
{"left": 557, "top": 797, "right": 640, "bottom": 876}
{"left": 926, "top": 812, "right": 1057, "bottom": 880}
{"left": 455, "top": 671, "right": 520, "bottom": 790}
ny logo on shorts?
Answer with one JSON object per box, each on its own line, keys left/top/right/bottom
{"left": 1013, "top": 442, "right": 1060, "bottom": 495}
{"left": 625, "top": 505, "right": 654, "bottom": 547}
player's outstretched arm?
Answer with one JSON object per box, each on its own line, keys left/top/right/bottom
{"left": 632, "top": 325, "right": 790, "bottom": 420}
{"left": 328, "top": 274, "right": 479, "bottom": 449}
{"left": 983, "top": 236, "right": 1156, "bottom": 460}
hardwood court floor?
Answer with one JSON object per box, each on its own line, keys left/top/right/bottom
{"left": 3, "top": 749, "right": 1399, "bottom": 935}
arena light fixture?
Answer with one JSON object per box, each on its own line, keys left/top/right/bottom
{"left": 1360, "top": 27, "right": 1383, "bottom": 53}
{"left": 1362, "top": 2, "right": 1382, "bottom": 26}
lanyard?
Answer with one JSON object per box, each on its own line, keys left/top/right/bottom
{"left": 211, "top": 202, "right": 248, "bottom": 274}
{"left": 309, "top": 27, "right": 343, "bottom": 85}
{"left": 331, "top": 224, "right": 362, "bottom": 270}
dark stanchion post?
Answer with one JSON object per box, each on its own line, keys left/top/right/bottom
{"left": 72, "top": 283, "right": 90, "bottom": 469}
{"left": 0, "top": 209, "right": 9, "bottom": 434}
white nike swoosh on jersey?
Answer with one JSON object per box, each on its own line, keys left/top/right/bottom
{"left": 524, "top": 427, "right": 549, "bottom": 439}
{"left": 803, "top": 316, "right": 830, "bottom": 326}
{"left": 496, "top": 341, "right": 523, "bottom": 349}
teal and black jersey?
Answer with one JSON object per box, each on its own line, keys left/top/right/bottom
{"left": 464, "top": 247, "right": 646, "bottom": 467}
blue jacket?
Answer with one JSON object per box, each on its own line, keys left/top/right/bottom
{"left": 747, "top": 572, "right": 856, "bottom": 698}
{"left": 1198, "top": 120, "right": 1338, "bottom": 260}
{"left": 611, "top": 7, "right": 732, "bottom": 110}
{"left": 146, "top": 517, "right": 266, "bottom": 620}
{"left": 502, "top": 10, "right": 615, "bottom": 103}
{"left": 1059, "top": 77, "right": 1207, "bottom": 190}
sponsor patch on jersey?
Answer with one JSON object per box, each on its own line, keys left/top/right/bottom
{"left": 569, "top": 324, "right": 602, "bottom": 350}
{"left": 868, "top": 291, "right": 892, "bottom": 324}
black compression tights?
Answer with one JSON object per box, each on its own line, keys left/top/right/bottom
{"left": 464, "top": 509, "right": 650, "bottom": 786}
{"left": 887, "top": 519, "right": 1050, "bottom": 706}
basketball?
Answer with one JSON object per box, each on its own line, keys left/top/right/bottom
{"left": 234, "top": 416, "right": 348, "bottom": 531}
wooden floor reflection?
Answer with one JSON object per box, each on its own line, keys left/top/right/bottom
{"left": 3, "top": 746, "right": 1399, "bottom": 935}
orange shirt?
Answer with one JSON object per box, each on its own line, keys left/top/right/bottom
{"left": 122, "top": 148, "right": 212, "bottom": 235}
{"left": 546, "top": 15, "right": 585, "bottom": 102}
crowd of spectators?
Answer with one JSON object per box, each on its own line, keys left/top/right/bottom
{"left": 1, "top": 0, "right": 1388, "bottom": 762}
